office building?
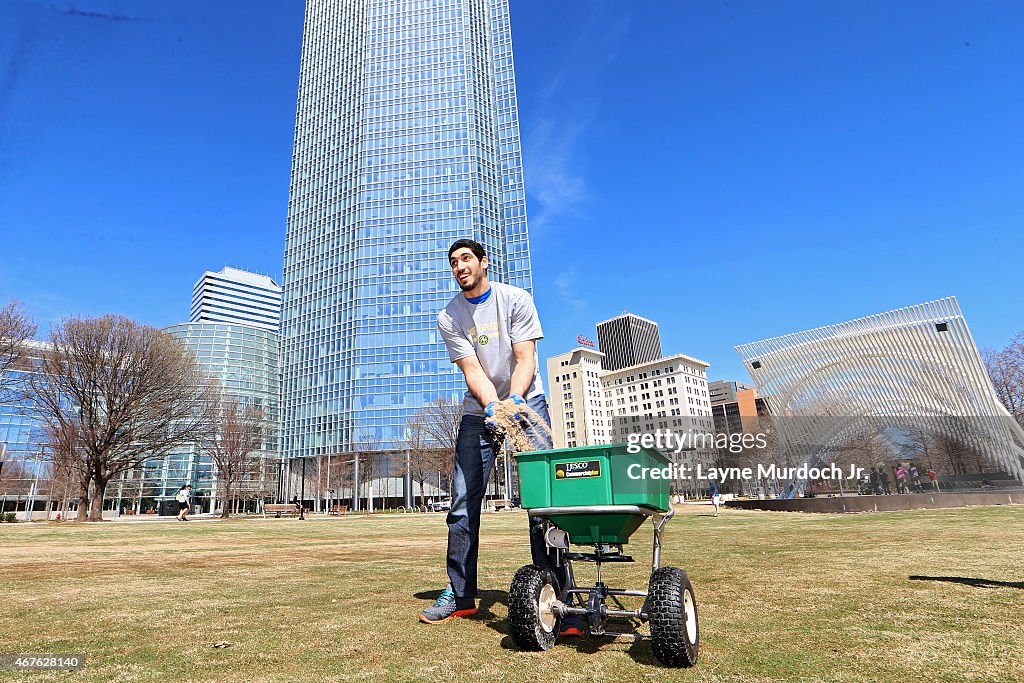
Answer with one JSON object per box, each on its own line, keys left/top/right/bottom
{"left": 601, "top": 354, "right": 714, "bottom": 441}
{"left": 596, "top": 313, "right": 662, "bottom": 371}
{"left": 709, "top": 379, "right": 769, "bottom": 435}
{"left": 547, "top": 344, "right": 715, "bottom": 466}
{"left": 190, "top": 267, "right": 282, "bottom": 332}
{"left": 124, "top": 266, "right": 284, "bottom": 515}
{"left": 159, "top": 321, "right": 281, "bottom": 513}
{"left": 547, "top": 347, "right": 609, "bottom": 449}
{"left": 709, "top": 379, "right": 753, "bottom": 405}
{"left": 280, "top": 0, "right": 535, "bottom": 456}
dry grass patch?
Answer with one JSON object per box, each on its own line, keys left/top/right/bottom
{"left": 0, "top": 506, "right": 1022, "bottom": 682}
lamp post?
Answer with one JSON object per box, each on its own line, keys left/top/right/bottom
{"left": 405, "top": 449, "right": 412, "bottom": 508}
{"left": 326, "top": 452, "right": 332, "bottom": 512}
{"left": 0, "top": 442, "right": 7, "bottom": 514}
{"left": 315, "top": 454, "right": 321, "bottom": 513}
{"left": 278, "top": 459, "right": 285, "bottom": 504}
{"left": 26, "top": 448, "right": 42, "bottom": 522}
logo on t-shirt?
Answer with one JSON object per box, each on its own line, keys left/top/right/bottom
{"left": 469, "top": 321, "right": 500, "bottom": 348}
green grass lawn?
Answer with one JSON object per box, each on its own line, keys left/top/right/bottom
{"left": 1, "top": 505, "right": 1022, "bottom": 682}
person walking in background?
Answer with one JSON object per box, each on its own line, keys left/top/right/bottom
{"left": 879, "top": 469, "right": 891, "bottom": 495}
{"left": 870, "top": 467, "right": 881, "bottom": 495}
{"left": 175, "top": 484, "right": 191, "bottom": 521}
{"left": 909, "top": 464, "right": 922, "bottom": 493}
{"left": 710, "top": 481, "right": 722, "bottom": 516}
{"left": 927, "top": 467, "right": 940, "bottom": 492}
{"left": 895, "top": 464, "right": 908, "bottom": 494}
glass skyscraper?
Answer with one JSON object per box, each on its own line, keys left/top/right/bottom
{"left": 158, "top": 322, "right": 281, "bottom": 513}
{"left": 281, "top": 0, "right": 534, "bottom": 456}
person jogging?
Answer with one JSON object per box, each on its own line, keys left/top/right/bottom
{"left": 710, "top": 481, "right": 722, "bottom": 516}
{"left": 175, "top": 484, "right": 191, "bottom": 521}
{"left": 418, "top": 238, "right": 583, "bottom": 637}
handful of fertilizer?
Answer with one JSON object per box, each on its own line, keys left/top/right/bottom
{"left": 486, "top": 397, "right": 552, "bottom": 453}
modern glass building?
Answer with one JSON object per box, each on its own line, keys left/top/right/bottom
{"left": 281, "top": 0, "right": 535, "bottom": 455}
{"left": 152, "top": 322, "right": 281, "bottom": 513}
{"left": 0, "top": 341, "right": 50, "bottom": 516}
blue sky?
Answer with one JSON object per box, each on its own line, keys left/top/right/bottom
{"left": 1, "top": 0, "right": 1022, "bottom": 385}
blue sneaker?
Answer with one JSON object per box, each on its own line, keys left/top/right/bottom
{"left": 419, "top": 588, "right": 477, "bottom": 624}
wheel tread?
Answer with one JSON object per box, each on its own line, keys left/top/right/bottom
{"left": 508, "top": 564, "right": 560, "bottom": 651}
{"left": 648, "top": 566, "right": 699, "bottom": 667}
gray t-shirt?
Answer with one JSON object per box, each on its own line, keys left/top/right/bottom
{"left": 437, "top": 282, "right": 545, "bottom": 415}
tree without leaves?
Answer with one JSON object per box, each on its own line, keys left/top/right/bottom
{"left": 116, "top": 467, "right": 146, "bottom": 515}
{"left": 418, "top": 396, "right": 460, "bottom": 495}
{"left": 240, "top": 458, "right": 278, "bottom": 512}
{"left": 840, "top": 429, "right": 897, "bottom": 471}
{"left": 0, "top": 299, "right": 37, "bottom": 404}
{"left": 0, "top": 449, "right": 27, "bottom": 498}
{"left": 920, "top": 430, "right": 986, "bottom": 476}
{"left": 197, "top": 393, "right": 265, "bottom": 518}
{"left": 713, "top": 416, "right": 780, "bottom": 496}
{"left": 40, "top": 418, "right": 93, "bottom": 521}
{"left": 403, "top": 410, "right": 433, "bottom": 506}
{"left": 983, "top": 334, "right": 1024, "bottom": 425}
{"left": 29, "top": 315, "right": 211, "bottom": 521}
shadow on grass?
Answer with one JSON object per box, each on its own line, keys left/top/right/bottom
{"left": 494, "top": 629, "right": 661, "bottom": 666}
{"left": 413, "top": 588, "right": 508, "bottom": 607}
{"left": 488, "top": 599, "right": 661, "bottom": 666}
{"left": 413, "top": 588, "right": 445, "bottom": 601}
{"left": 413, "top": 586, "right": 663, "bottom": 665}
{"left": 909, "top": 575, "right": 1024, "bottom": 590}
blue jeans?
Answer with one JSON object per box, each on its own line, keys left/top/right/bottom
{"left": 446, "top": 395, "right": 569, "bottom": 599}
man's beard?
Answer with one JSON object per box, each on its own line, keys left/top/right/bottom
{"left": 458, "top": 275, "right": 479, "bottom": 291}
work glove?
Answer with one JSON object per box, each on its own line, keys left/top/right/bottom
{"left": 485, "top": 401, "right": 500, "bottom": 430}
{"left": 508, "top": 393, "right": 527, "bottom": 420}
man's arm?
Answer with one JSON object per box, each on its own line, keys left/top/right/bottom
{"left": 455, "top": 355, "right": 501, "bottom": 407}
{"left": 509, "top": 339, "right": 537, "bottom": 399}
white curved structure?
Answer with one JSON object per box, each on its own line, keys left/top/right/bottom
{"left": 735, "top": 297, "right": 1024, "bottom": 482}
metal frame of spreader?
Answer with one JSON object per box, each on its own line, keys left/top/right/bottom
{"left": 528, "top": 503, "right": 676, "bottom": 638}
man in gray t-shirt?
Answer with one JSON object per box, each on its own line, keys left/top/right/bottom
{"left": 437, "top": 279, "right": 545, "bottom": 416}
{"left": 419, "top": 239, "right": 579, "bottom": 637}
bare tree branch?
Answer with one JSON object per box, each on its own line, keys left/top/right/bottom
{"left": 196, "top": 392, "right": 265, "bottom": 518}
{"left": 417, "top": 396, "right": 460, "bottom": 495}
{"left": 0, "top": 299, "right": 37, "bottom": 403}
{"left": 40, "top": 418, "right": 92, "bottom": 521}
{"left": 28, "top": 315, "right": 211, "bottom": 521}
{"left": 984, "top": 335, "right": 1024, "bottom": 424}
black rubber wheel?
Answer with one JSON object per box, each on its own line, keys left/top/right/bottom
{"left": 647, "top": 566, "right": 699, "bottom": 667}
{"left": 509, "top": 564, "right": 561, "bottom": 651}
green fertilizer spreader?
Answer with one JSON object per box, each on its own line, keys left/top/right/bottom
{"left": 508, "top": 444, "right": 699, "bottom": 667}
